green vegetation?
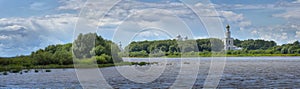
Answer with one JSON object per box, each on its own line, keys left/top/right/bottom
{"left": 121, "top": 38, "right": 300, "bottom": 57}
{"left": 45, "top": 69, "right": 51, "bottom": 72}
{"left": 0, "top": 33, "right": 124, "bottom": 73}
{"left": 1, "top": 33, "right": 300, "bottom": 73}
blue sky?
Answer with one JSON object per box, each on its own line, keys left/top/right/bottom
{"left": 0, "top": 0, "right": 300, "bottom": 57}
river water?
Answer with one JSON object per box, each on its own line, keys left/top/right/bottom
{"left": 1, "top": 57, "right": 300, "bottom": 88}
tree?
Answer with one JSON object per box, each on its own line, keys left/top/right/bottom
{"left": 91, "top": 46, "right": 106, "bottom": 56}
{"left": 53, "top": 50, "right": 73, "bottom": 65}
{"left": 169, "top": 45, "right": 178, "bottom": 52}
{"left": 32, "top": 52, "right": 54, "bottom": 65}
{"left": 281, "top": 47, "right": 288, "bottom": 54}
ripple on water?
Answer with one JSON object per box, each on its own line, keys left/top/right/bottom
{"left": 1, "top": 57, "right": 300, "bottom": 88}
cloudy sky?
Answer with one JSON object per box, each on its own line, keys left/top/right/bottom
{"left": 0, "top": 0, "right": 300, "bottom": 57}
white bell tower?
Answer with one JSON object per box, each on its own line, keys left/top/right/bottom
{"left": 225, "top": 25, "right": 234, "bottom": 50}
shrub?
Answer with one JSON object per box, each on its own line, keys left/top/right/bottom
{"left": 95, "top": 56, "right": 107, "bottom": 64}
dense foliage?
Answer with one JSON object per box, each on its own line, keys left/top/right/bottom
{"left": 234, "top": 39, "right": 277, "bottom": 50}
{"left": 123, "top": 38, "right": 300, "bottom": 57}
{"left": 0, "top": 33, "right": 122, "bottom": 69}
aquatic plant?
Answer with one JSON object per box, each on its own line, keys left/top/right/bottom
{"left": 24, "top": 70, "right": 29, "bottom": 73}
{"left": 10, "top": 69, "right": 21, "bottom": 73}
{"left": 183, "top": 62, "right": 190, "bottom": 64}
{"left": 34, "top": 69, "right": 39, "bottom": 73}
{"left": 3, "top": 71, "right": 8, "bottom": 75}
{"left": 45, "top": 69, "right": 51, "bottom": 72}
{"left": 138, "top": 62, "right": 147, "bottom": 66}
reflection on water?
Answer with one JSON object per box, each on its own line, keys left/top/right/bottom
{"left": 1, "top": 57, "right": 300, "bottom": 88}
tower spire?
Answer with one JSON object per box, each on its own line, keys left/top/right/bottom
{"left": 226, "top": 24, "right": 230, "bottom": 32}
{"left": 226, "top": 24, "right": 231, "bottom": 38}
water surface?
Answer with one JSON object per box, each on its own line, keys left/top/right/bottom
{"left": 1, "top": 57, "right": 300, "bottom": 88}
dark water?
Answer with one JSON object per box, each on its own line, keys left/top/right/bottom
{"left": 1, "top": 57, "right": 300, "bottom": 88}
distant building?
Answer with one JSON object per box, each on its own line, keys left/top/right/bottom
{"left": 224, "top": 25, "right": 242, "bottom": 50}
{"left": 176, "top": 35, "right": 183, "bottom": 41}
{"left": 184, "top": 36, "right": 188, "bottom": 40}
{"left": 175, "top": 35, "right": 188, "bottom": 41}
{"left": 119, "top": 41, "right": 123, "bottom": 51}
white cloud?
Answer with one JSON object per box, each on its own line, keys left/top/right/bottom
{"left": 219, "top": 11, "right": 244, "bottom": 22}
{"left": 250, "top": 24, "right": 300, "bottom": 44}
{"left": 0, "top": 14, "right": 79, "bottom": 57}
{"left": 194, "top": 36, "right": 209, "bottom": 39}
{"left": 0, "top": 25, "right": 26, "bottom": 31}
{"left": 293, "top": 0, "right": 300, "bottom": 3}
{"left": 215, "top": 0, "right": 299, "bottom": 10}
{"left": 0, "top": 35, "right": 11, "bottom": 40}
{"left": 57, "top": 0, "right": 86, "bottom": 10}
{"left": 30, "top": 2, "right": 47, "bottom": 10}
{"left": 273, "top": 9, "right": 300, "bottom": 19}
{"left": 281, "top": 32, "right": 288, "bottom": 40}
{"left": 251, "top": 30, "right": 258, "bottom": 34}
{"left": 218, "top": 10, "right": 251, "bottom": 27}
{"left": 296, "top": 31, "right": 300, "bottom": 38}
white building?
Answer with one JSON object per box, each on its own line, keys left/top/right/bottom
{"left": 176, "top": 35, "right": 183, "bottom": 41}
{"left": 224, "top": 25, "right": 242, "bottom": 50}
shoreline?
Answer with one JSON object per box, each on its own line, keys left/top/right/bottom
{"left": 123, "top": 55, "right": 300, "bottom": 58}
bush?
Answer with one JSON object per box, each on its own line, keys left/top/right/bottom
{"left": 129, "top": 51, "right": 148, "bottom": 57}
{"left": 95, "top": 56, "right": 107, "bottom": 64}
{"left": 95, "top": 54, "right": 112, "bottom": 64}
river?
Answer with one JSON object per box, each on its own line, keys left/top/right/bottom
{"left": 1, "top": 57, "right": 300, "bottom": 88}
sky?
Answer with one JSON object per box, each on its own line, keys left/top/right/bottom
{"left": 0, "top": 0, "right": 300, "bottom": 57}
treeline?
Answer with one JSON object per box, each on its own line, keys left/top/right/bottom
{"left": 234, "top": 39, "right": 277, "bottom": 50}
{"left": 122, "top": 38, "right": 300, "bottom": 57}
{"left": 122, "top": 38, "right": 224, "bottom": 57}
{"left": 227, "top": 39, "right": 300, "bottom": 55}
{"left": 0, "top": 33, "right": 122, "bottom": 68}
